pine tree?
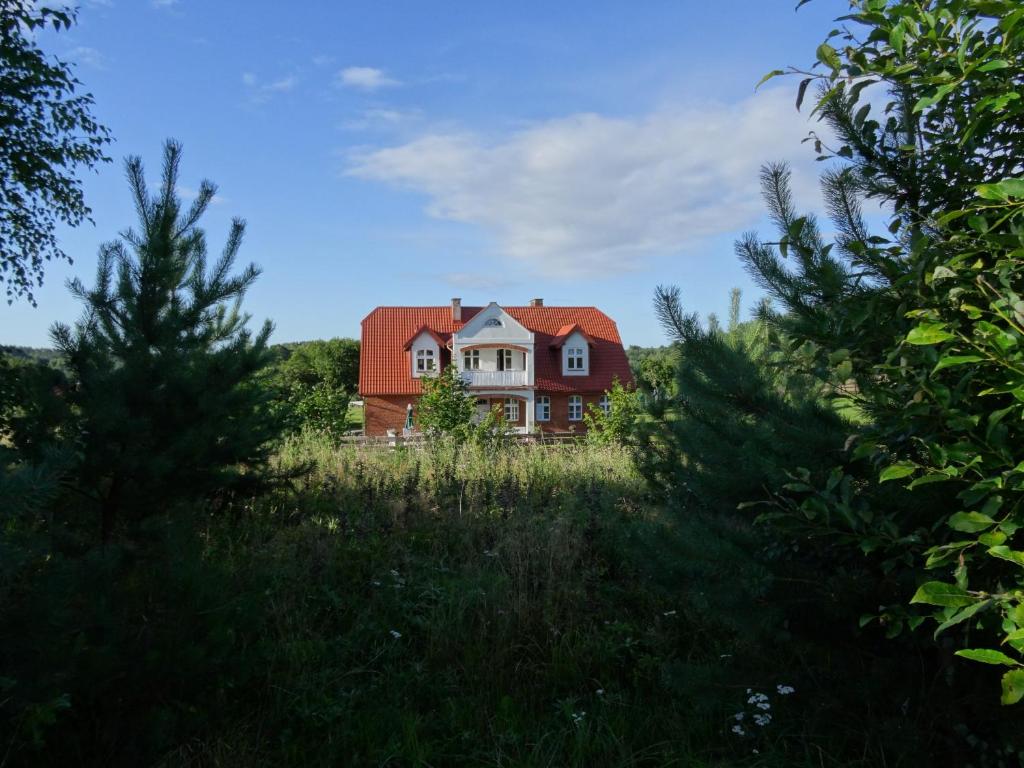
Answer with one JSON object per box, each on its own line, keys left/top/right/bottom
{"left": 640, "top": 285, "right": 845, "bottom": 515}
{"left": 51, "top": 141, "right": 281, "bottom": 540}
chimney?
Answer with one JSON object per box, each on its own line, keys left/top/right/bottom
{"left": 529, "top": 298, "right": 543, "bottom": 307}
{"left": 451, "top": 297, "right": 462, "bottom": 322}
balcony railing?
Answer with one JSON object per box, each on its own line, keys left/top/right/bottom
{"left": 461, "top": 369, "right": 528, "bottom": 387}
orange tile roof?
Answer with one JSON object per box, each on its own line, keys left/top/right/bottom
{"left": 359, "top": 305, "right": 634, "bottom": 395}
{"left": 549, "top": 322, "right": 594, "bottom": 348}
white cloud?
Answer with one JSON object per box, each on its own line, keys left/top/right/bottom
{"left": 338, "top": 66, "right": 400, "bottom": 91}
{"left": 67, "top": 46, "right": 105, "bottom": 69}
{"left": 152, "top": 0, "right": 178, "bottom": 8}
{"left": 348, "top": 88, "right": 824, "bottom": 278}
{"left": 340, "top": 107, "right": 422, "bottom": 132}
{"left": 242, "top": 72, "right": 298, "bottom": 104}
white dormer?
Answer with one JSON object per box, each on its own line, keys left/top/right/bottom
{"left": 404, "top": 327, "right": 442, "bottom": 378}
{"left": 561, "top": 331, "right": 590, "bottom": 376}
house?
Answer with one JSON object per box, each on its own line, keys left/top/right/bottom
{"left": 358, "top": 298, "right": 634, "bottom": 435}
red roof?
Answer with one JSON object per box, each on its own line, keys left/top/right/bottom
{"left": 359, "top": 305, "right": 634, "bottom": 395}
{"left": 549, "top": 323, "right": 594, "bottom": 349}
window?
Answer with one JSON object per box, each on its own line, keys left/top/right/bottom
{"left": 599, "top": 394, "right": 611, "bottom": 415}
{"left": 484, "top": 318, "right": 503, "bottom": 328}
{"left": 497, "top": 348, "right": 514, "bottom": 371}
{"left": 568, "top": 395, "right": 583, "bottom": 421}
{"left": 536, "top": 396, "right": 550, "bottom": 422}
{"left": 416, "top": 348, "right": 435, "bottom": 373}
{"left": 504, "top": 398, "right": 520, "bottom": 422}
{"left": 463, "top": 349, "right": 480, "bottom": 370}
{"left": 566, "top": 347, "right": 585, "bottom": 371}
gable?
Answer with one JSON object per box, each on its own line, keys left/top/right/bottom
{"left": 455, "top": 303, "right": 532, "bottom": 343}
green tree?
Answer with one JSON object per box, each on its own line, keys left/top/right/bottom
{"left": 416, "top": 364, "right": 475, "bottom": 438}
{"left": 742, "top": 0, "right": 1024, "bottom": 700}
{"left": 268, "top": 338, "right": 360, "bottom": 438}
{"left": 584, "top": 378, "right": 642, "bottom": 446}
{"left": 1, "top": 1, "right": 111, "bottom": 304}
{"left": 644, "top": 284, "right": 845, "bottom": 515}
{"left": 51, "top": 140, "right": 281, "bottom": 540}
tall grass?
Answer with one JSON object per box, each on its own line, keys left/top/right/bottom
{"left": 3, "top": 434, "right": 912, "bottom": 766}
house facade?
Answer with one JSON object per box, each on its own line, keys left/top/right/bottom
{"left": 358, "top": 299, "right": 633, "bottom": 435}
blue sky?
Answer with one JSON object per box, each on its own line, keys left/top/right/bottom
{"left": 3, "top": 0, "right": 846, "bottom": 348}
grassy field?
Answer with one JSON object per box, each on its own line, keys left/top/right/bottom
{"left": 4, "top": 434, "right": 922, "bottom": 766}
{"left": 152, "top": 436, "right": 897, "bottom": 767}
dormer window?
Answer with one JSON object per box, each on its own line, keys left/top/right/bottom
{"left": 563, "top": 340, "right": 588, "bottom": 375}
{"left": 416, "top": 348, "right": 436, "bottom": 373}
{"left": 484, "top": 318, "right": 503, "bottom": 328}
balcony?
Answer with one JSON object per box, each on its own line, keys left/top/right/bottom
{"left": 461, "top": 369, "right": 528, "bottom": 387}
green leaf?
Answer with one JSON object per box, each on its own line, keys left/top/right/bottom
{"left": 977, "top": 59, "right": 1010, "bottom": 72}
{"left": 956, "top": 648, "right": 1020, "bottom": 667}
{"left": 1002, "top": 670, "right": 1024, "bottom": 705}
{"left": 756, "top": 69, "right": 786, "bottom": 89}
{"left": 948, "top": 511, "right": 996, "bottom": 533}
{"left": 906, "top": 323, "right": 955, "bottom": 345}
{"left": 987, "top": 546, "right": 1024, "bottom": 568}
{"left": 816, "top": 43, "right": 841, "bottom": 70}
{"left": 933, "top": 355, "right": 984, "bottom": 372}
{"left": 889, "top": 23, "right": 906, "bottom": 57}
{"left": 977, "top": 179, "right": 1024, "bottom": 201}
{"left": 910, "top": 581, "right": 975, "bottom": 608}
{"left": 795, "top": 78, "right": 812, "bottom": 111}
{"left": 880, "top": 462, "right": 916, "bottom": 482}
{"left": 934, "top": 599, "right": 991, "bottom": 640}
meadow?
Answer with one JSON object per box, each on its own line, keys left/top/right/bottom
{"left": 9, "top": 435, "right": 919, "bottom": 767}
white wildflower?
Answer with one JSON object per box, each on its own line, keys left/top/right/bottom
{"left": 733, "top": 712, "right": 745, "bottom": 721}
{"left": 776, "top": 684, "right": 795, "bottom": 695}
{"left": 389, "top": 629, "right": 402, "bottom": 639}
{"left": 662, "top": 610, "right": 677, "bottom": 617}
{"left": 753, "top": 713, "right": 772, "bottom": 727}
{"left": 596, "top": 689, "right": 605, "bottom": 696}
{"left": 731, "top": 724, "right": 746, "bottom": 736}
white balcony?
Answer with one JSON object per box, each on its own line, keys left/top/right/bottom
{"left": 461, "top": 369, "right": 528, "bottom": 387}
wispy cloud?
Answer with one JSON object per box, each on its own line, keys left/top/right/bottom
{"left": 348, "top": 88, "right": 823, "bottom": 279}
{"left": 66, "top": 45, "right": 105, "bottom": 69}
{"left": 337, "top": 66, "right": 400, "bottom": 92}
{"left": 151, "top": 0, "right": 178, "bottom": 8}
{"left": 340, "top": 107, "right": 423, "bottom": 132}
{"left": 242, "top": 72, "right": 298, "bottom": 104}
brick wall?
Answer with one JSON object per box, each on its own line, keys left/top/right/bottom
{"left": 535, "top": 391, "right": 602, "bottom": 433}
{"left": 364, "top": 395, "right": 418, "bottom": 436}
{"left": 365, "top": 391, "right": 604, "bottom": 435}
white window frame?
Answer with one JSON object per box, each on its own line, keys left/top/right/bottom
{"left": 498, "top": 348, "right": 514, "bottom": 371}
{"left": 535, "top": 395, "right": 550, "bottom": 422}
{"left": 563, "top": 339, "right": 588, "bottom": 375}
{"left": 416, "top": 348, "right": 436, "bottom": 373}
{"left": 504, "top": 398, "right": 520, "bottom": 422}
{"left": 599, "top": 394, "right": 611, "bottom": 415}
{"left": 463, "top": 349, "right": 480, "bottom": 370}
{"left": 568, "top": 395, "right": 583, "bottom": 421}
